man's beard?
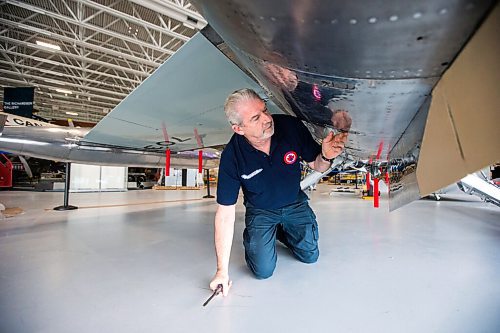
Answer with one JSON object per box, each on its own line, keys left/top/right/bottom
{"left": 261, "top": 121, "right": 274, "bottom": 140}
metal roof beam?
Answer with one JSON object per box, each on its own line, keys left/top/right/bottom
{"left": 0, "top": 60, "right": 132, "bottom": 93}
{"left": 0, "top": 76, "right": 123, "bottom": 105}
{"left": 36, "top": 96, "right": 111, "bottom": 112}
{"left": 0, "top": 35, "right": 149, "bottom": 77}
{"left": 5, "top": 0, "right": 176, "bottom": 54}
{"left": 35, "top": 108, "right": 103, "bottom": 122}
{"left": 0, "top": 68, "right": 127, "bottom": 98}
{"left": 0, "top": 18, "right": 160, "bottom": 68}
{"left": 35, "top": 93, "right": 117, "bottom": 109}
{"left": 77, "top": 0, "right": 189, "bottom": 42}
{"left": 132, "top": 0, "right": 207, "bottom": 29}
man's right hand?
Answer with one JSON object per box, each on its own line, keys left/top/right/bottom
{"left": 210, "top": 271, "right": 232, "bottom": 296}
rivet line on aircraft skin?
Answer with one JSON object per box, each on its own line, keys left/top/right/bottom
{"left": 287, "top": 9, "right": 473, "bottom": 26}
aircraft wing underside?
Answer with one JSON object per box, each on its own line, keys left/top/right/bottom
{"left": 82, "top": 33, "right": 284, "bottom": 153}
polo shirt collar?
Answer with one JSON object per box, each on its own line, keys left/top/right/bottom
{"left": 237, "top": 131, "right": 281, "bottom": 155}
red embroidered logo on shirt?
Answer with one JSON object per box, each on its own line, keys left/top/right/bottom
{"left": 284, "top": 151, "right": 298, "bottom": 165}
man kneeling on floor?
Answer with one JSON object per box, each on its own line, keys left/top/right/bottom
{"left": 210, "top": 88, "right": 348, "bottom": 295}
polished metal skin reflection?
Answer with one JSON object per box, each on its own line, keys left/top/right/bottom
{"left": 202, "top": 18, "right": 435, "bottom": 161}
{"left": 194, "top": 0, "right": 494, "bottom": 79}
{"left": 195, "top": 0, "right": 493, "bottom": 162}
{"left": 388, "top": 97, "right": 432, "bottom": 211}
{"left": 0, "top": 125, "right": 219, "bottom": 169}
{"left": 231, "top": 50, "right": 436, "bottom": 160}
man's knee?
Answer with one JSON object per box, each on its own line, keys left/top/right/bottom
{"left": 295, "top": 249, "right": 319, "bottom": 264}
{"left": 247, "top": 260, "right": 276, "bottom": 279}
{"left": 253, "top": 268, "right": 275, "bottom": 279}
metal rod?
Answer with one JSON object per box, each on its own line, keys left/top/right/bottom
{"left": 203, "top": 284, "right": 222, "bottom": 307}
{"left": 53, "top": 162, "right": 78, "bottom": 211}
{"left": 64, "top": 162, "right": 70, "bottom": 207}
{"left": 203, "top": 169, "right": 214, "bottom": 198}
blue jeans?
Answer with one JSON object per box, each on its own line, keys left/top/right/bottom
{"left": 243, "top": 193, "right": 319, "bottom": 279}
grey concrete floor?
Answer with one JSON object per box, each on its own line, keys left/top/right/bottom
{"left": 0, "top": 185, "right": 499, "bottom": 333}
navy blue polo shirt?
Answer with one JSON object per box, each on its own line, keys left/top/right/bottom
{"left": 216, "top": 114, "right": 321, "bottom": 209}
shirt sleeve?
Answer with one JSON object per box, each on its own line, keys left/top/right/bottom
{"left": 296, "top": 118, "right": 321, "bottom": 162}
{"left": 216, "top": 149, "right": 241, "bottom": 206}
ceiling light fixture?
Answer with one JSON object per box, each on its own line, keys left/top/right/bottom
{"left": 36, "top": 40, "right": 61, "bottom": 51}
{"left": 128, "top": 0, "right": 206, "bottom": 30}
{"left": 65, "top": 111, "right": 79, "bottom": 116}
{"left": 55, "top": 88, "right": 72, "bottom": 94}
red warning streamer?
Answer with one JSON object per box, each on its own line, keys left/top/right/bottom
{"left": 161, "top": 121, "right": 171, "bottom": 177}
{"left": 366, "top": 172, "right": 371, "bottom": 191}
{"left": 198, "top": 150, "right": 203, "bottom": 173}
{"left": 376, "top": 141, "right": 384, "bottom": 160}
{"left": 194, "top": 128, "right": 203, "bottom": 148}
{"left": 374, "top": 178, "right": 380, "bottom": 208}
{"left": 165, "top": 149, "right": 170, "bottom": 176}
{"left": 161, "top": 121, "right": 170, "bottom": 143}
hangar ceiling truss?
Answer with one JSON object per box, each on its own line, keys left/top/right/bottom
{"left": 0, "top": 0, "right": 205, "bottom": 123}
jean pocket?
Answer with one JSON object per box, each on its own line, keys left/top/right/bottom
{"left": 245, "top": 214, "right": 256, "bottom": 227}
{"left": 312, "top": 222, "right": 319, "bottom": 241}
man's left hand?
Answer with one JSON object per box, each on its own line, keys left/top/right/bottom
{"left": 322, "top": 131, "right": 348, "bottom": 160}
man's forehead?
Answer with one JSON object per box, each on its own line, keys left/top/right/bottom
{"left": 237, "top": 98, "right": 265, "bottom": 115}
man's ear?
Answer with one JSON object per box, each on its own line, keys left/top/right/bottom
{"left": 232, "top": 124, "right": 244, "bottom": 135}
